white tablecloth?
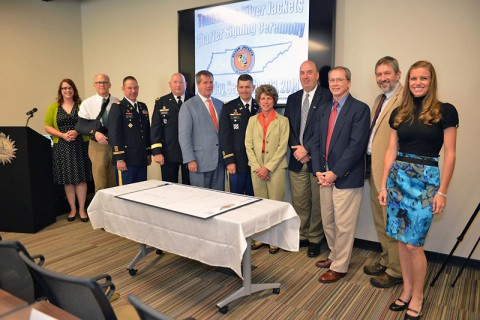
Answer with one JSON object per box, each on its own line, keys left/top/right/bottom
{"left": 88, "top": 180, "right": 300, "bottom": 277}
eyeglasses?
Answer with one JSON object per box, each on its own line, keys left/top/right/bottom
{"left": 61, "top": 87, "right": 73, "bottom": 91}
{"left": 95, "top": 81, "right": 110, "bottom": 85}
{"left": 328, "top": 78, "right": 347, "bottom": 84}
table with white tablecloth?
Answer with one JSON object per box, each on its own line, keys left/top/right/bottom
{"left": 88, "top": 180, "right": 300, "bottom": 312}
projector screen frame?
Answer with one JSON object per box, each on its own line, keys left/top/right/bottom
{"left": 178, "top": 0, "right": 336, "bottom": 107}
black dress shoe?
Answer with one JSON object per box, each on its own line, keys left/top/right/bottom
{"left": 251, "top": 243, "right": 266, "bottom": 250}
{"left": 307, "top": 242, "right": 321, "bottom": 258}
{"left": 299, "top": 239, "right": 309, "bottom": 248}
{"left": 80, "top": 217, "right": 89, "bottom": 223}
{"left": 268, "top": 246, "right": 279, "bottom": 254}
{"left": 67, "top": 214, "right": 76, "bottom": 222}
{"left": 389, "top": 298, "right": 410, "bottom": 311}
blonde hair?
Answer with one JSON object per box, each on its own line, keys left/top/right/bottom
{"left": 393, "top": 61, "right": 441, "bottom": 127}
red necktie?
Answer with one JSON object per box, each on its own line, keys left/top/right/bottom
{"left": 325, "top": 102, "right": 339, "bottom": 160}
{"left": 369, "top": 94, "right": 386, "bottom": 136}
{"left": 207, "top": 99, "right": 218, "bottom": 130}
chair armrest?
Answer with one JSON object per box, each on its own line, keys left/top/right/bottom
{"left": 92, "top": 273, "right": 116, "bottom": 300}
{"left": 30, "top": 254, "right": 46, "bottom": 266}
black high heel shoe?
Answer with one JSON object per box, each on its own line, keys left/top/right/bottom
{"left": 404, "top": 299, "right": 424, "bottom": 320}
{"left": 404, "top": 307, "right": 423, "bottom": 319}
{"left": 79, "top": 212, "right": 89, "bottom": 223}
{"left": 67, "top": 213, "right": 76, "bottom": 222}
{"left": 389, "top": 298, "right": 410, "bottom": 311}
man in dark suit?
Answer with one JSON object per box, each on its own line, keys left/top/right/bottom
{"left": 284, "top": 60, "right": 332, "bottom": 258}
{"left": 178, "top": 70, "right": 224, "bottom": 190}
{"left": 311, "top": 66, "right": 370, "bottom": 283}
{"left": 219, "top": 74, "right": 258, "bottom": 195}
{"left": 108, "top": 76, "right": 152, "bottom": 185}
{"left": 151, "top": 72, "right": 192, "bottom": 184}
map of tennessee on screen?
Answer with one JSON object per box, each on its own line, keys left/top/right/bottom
{"left": 194, "top": 0, "right": 309, "bottom": 104}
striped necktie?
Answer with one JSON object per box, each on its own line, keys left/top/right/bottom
{"left": 299, "top": 93, "right": 310, "bottom": 145}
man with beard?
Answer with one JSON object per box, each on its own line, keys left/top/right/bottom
{"left": 364, "top": 56, "right": 404, "bottom": 288}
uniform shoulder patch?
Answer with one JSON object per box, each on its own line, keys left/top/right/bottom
{"left": 155, "top": 97, "right": 160, "bottom": 101}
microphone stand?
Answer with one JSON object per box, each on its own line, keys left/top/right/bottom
{"left": 26, "top": 114, "right": 34, "bottom": 127}
{"left": 429, "top": 202, "right": 480, "bottom": 287}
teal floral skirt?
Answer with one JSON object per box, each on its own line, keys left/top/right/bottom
{"left": 385, "top": 152, "right": 440, "bottom": 246}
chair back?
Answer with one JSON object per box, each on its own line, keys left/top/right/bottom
{"left": 127, "top": 294, "right": 175, "bottom": 320}
{"left": 0, "top": 240, "right": 43, "bottom": 303}
{"left": 19, "top": 251, "right": 118, "bottom": 320}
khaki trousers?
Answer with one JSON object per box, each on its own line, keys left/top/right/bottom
{"left": 289, "top": 164, "right": 324, "bottom": 243}
{"left": 369, "top": 176, "right": 402, "bottom": 278}
{"left": 88, "top": 140, "right": 116, "bottom": 193}
{"left": 252, "top": 168, "right": 286, "bottom": 201}
{"left": 320, "top": 185, "right": 363, "bottom": 273}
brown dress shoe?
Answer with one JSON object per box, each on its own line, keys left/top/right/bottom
{"left": 315, "top": 258, "right": 332, "bottom": 268}
{"left": 363, "top": 262, "right": 387, "bottom": 276}
{"left": 370, "top": 272, "right": 403, "bottom": 288}
{"left": 318, "top": 270, "right": 346, "bottom": 283}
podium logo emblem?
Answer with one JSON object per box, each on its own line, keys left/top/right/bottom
{"left": 0, "top": 132, "right": 17, "bottom": 165}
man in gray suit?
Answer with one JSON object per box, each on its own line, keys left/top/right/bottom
{"left": 179, "top": 70, "right": 225, "bottom": 190}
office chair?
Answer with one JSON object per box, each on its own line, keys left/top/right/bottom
{"left": 19, "top": 251, "right": 138, "bottom": 320}
{"left": 128, "top": 294, "right": 196, "bottom": 320}
{"left": 128, "top": 294, "right": 176, "bottom": 320}
{"left": 0, "top": 240, "right": 45, "bottom": 303}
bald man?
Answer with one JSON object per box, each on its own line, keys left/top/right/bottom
{"left": 78, "top": 73, "right": 120, "bottom": 193}
{"left": 284, "top": 60, "right": 332, "bottom": 258}
{"left": 151, "top": 72, "right": 193, "bottom": 184}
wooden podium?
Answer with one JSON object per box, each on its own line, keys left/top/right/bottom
{"left": 0, "top": 127, "right": 56, "bottom": 233}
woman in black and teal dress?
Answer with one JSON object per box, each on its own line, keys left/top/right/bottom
{"left": 44, "top": 79, "right": 92, "bottom": 222}
{"left": 378, "top": 61, "right": 458, "bottom": 320}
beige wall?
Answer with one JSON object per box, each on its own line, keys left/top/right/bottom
{"left": 1, "top": 0, "right": 478, "bottom": 259}
{"left": 0, "top": 0, "right": 84, "bottom": 132}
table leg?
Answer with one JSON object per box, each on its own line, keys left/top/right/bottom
{"left": 216, "top": 237, "right": 280, "bottom": 313}
{"left": 127, "top": 244, "right": 156, "bottom": 275}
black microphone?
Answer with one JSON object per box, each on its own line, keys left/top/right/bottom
{"left": 26, "top": 108, "right": 38, "bottom": 116}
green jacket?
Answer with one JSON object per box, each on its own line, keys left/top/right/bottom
{"left": 44, "top": 102, "right": 89, "bottom": 143}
